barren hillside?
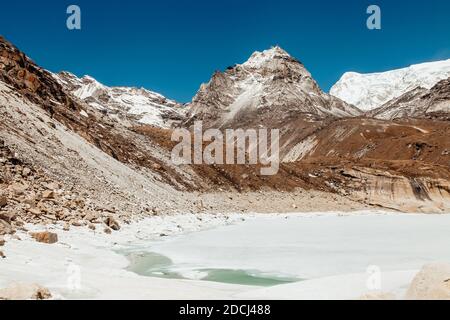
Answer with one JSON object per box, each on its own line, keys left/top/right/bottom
{"left": 1, "top": 36, "right": 450, "bottom": 242}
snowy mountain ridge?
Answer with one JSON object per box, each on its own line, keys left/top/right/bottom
{"left": 53, "top": 49, "right": 450, "bottom": 128}
{"left": 330, "top": 59, "right": 450, "bottom": 111}
{"left": 368, "top": 77, "right": 450, "bottom": 120}
{"left": 54, "top": 72, "right": 184, "bottom": 128}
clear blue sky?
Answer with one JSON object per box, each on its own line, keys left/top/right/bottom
{"left": 1, "top": 0, "right": 449, "bottom": 102}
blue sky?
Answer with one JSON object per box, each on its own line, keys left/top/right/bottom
{"left": 1, "top": 0, "right": 449, "bottom": 102}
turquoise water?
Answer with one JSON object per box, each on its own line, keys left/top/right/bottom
{"left": 125, "top": 251, "right": 300, "bottom": 287}
{"left": 200, "top": 268, "right": 300, "bottom": 286}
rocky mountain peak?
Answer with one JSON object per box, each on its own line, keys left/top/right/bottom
{"left": 187, "top": 47, "right": 360, "bottom": 128}
{"left": 242, "top": 46, "right": 294, "bottom": 68}
{"left": 239, "top": 46, "right": 312, "bottom": 83}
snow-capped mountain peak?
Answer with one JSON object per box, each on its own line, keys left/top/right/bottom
{"left": 186, "top": 46, "right": 361, "bottom": 127}
{"left": 54, "top": 72, "right": 184, "bottom": 128}
{"left": 242, "top": 46, "right": 292, "bottom": 69}
{"left": 330, "top": 59, "right": 450, "bottom": 111}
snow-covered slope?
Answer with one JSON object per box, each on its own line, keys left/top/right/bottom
{"left": 187, "top": 46, "right": 361, "bottom": 128}
{"left": 368, "top": 78, "right": 450, "bottom": 120}
{"left": 330, "top": 59, "right": 450, "bottom": 111}
{"left": 54, "top": 72, "right": 184, "bottom": 128}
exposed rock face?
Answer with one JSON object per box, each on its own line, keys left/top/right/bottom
{"left": 0, "top": 36, "right": 78, "bottom": 113}
{"left": 288, "top": 117, "right": 450, "bottom": 212}
{"left": 54, "top": 72, "right": 185, "bottom": 128}
{"left": 406, "top": 263, "right": 450, "bottom": 300}
{"left": 186, "top": 46, "right": 361, "bottom": 129}
{"left": 369, "top": 78, "right": 450, "bottom": 120}
{"left": 30, "top": 231, "right": 58, "bottom": 244}
{"left": 0, "top": 36, "right": 203, "bottom": 228}
{"left": 0, "top": 37, "right": 188, "bottom": 189}
{"left": 332, "top": 168, "right": 450, "bottom": 213}
{"left": 0, "top": 283, "right": 52, "bottom": 300}
{"left": 331, "top": 59, "right": 450, "bottom": 111}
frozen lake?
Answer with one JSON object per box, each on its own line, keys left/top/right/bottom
{"left": 128, "top": 213, "right": 450, "bottom": 285}
{"left": 3, "top": 212, "right": 450, "bottom": 299}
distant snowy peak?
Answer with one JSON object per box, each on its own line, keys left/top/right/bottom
{"left": 54, "top": 72, "right": 184, "bottom": 128}
{"left": 330, "top": 59, "right": 450, "bottom": 111}
{"left": 187, "top": 46, "right": 361, "bottom": 127}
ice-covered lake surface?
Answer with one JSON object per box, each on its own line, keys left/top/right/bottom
{"left": 127, "top": 213, "right": 450, "bottom": 286}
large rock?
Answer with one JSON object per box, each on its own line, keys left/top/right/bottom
{"left": 0, "top": 211, "right": 14, "bottom": 223}
{"left": 406, "top": 263, "right": 450, "bottom": 300}
{"left": 0, "top": 283, "right": 52, "bottom": 300}
{"left": 359, "top": 292, "right": 396, "bottom": 300}
{"left": 44, "top": 182, "right": 60, "bottom": 191}
{"left": 0, "top": 195, "right": 7, "bottom": 207}
{"left": 22, "top": 167, "right": 31, "bottom": 177}
{"left": 27, "top": 207, "right": 41, "bottom": 216}
{"left": 104, "top": 216, "right": 120, "bottom": 231}
{"left": 84, "top": 211, "right": 99, "bottom": 222}
{"left": 0, "top": 219, "right": 12, "bottom": 236}
{"left": 30, "top": 231, "right": 58, "bottom": 244}
{"left": 41, "top": 190, "right": 54, "bottom": 199}
{"left": 9, "top": 182, "right": 28, "bottom": 195}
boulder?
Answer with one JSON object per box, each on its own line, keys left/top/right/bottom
{"left": 23, "top": 196, "right": 36, "bottom": 206}
{"left": 0, "top": 250, "right": 5, "bottom": 258}
{"left": 71, "top": 220, "right": 84, "bottom": 227}
{"left": 0, "top": 211, "right": 14, "bottom": 223}
{"left": 44, "top": 182, "right": 60, "bottom": 190}
{"left": 10, "top": 182, "right": 28, "bottom": 195}
{"left": 151, "top": 163, "right": 162, "bottom": 170}
{"left": 0, "top": 195, "right": 7, "bottom": 207}
{"left": 406, "top": 263, "right": 450, "bottom": 300}
{"left": 27, "top": 207, "right": 41, "bottom": 216}
{"left": 0, "top": 220, "right": 13, "bottom": 236}
{"left": 359, "top": 292, "right": 396, "bottom": 300}
{"left": 84, "top": 211, "right": 98, "bottom": 222}
{"left": 0, "top": 283, "right": 52, "bottom": 300}
{"left": 22, "top": 167, "right": 31, "bottom": 176}
{"left": 30, "top": 231, "right": 58, "bottom": 244}
{"left": 104, "top": 216, "right": 120, "bottom": 231}
{"left": 41, "top": 190, "right": 54, "bottom": 199}
{"left": 0, "top": 237, "right": 5, "bottom": 246}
